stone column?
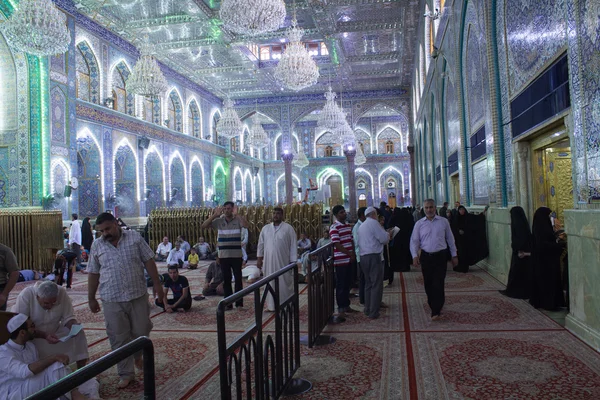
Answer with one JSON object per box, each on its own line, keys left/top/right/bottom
{"left": 344, "top": 149, "right": 357, "bottom": 221}
{"left": 227, "top": 146, "right": 235, "bottom": 202}
{"left": 407, "top": 145, "right": 416, "bottom": 206}
{"left": 515, "top": 142, "right": 531, "bottom": 217}
{"left": 282, "top": 152, "right": 294, "bottom": 205}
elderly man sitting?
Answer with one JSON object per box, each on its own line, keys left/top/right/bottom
{"left": 0, "top": 314, "right": 89, "bottom": 400}
{"left": 12, "top": 281, "right": 89, "bottom": 369}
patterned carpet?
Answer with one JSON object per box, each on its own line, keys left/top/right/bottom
{"left": 7, "top": 261, "right": 600, "bottom": 399}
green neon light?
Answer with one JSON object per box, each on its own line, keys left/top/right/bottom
{"left": 40, "top": 56, "right": 49, "bottom": 196}
{"left": 212, "top": 159, "right": 227, "bottom": 184}
{"left": 316, "top": 167, "right": 344, "bottom": 198}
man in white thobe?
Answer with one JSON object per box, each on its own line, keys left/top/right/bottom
{"left": 257, "top": 207, "right": 297, "bottom": 312}
{"left": 12, "top": 281, "right": 89, "bottom": 369}
{"left": 0, "top": 313, "right": 87, "bottom": 400}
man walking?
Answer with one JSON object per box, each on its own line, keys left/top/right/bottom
{"left": 410, "top": 199, "right": 458, "bottom": 321}
{"left": 439, "top": 202, "right": 449, "bottom": 218}
{"left": 257, "top": 207, "right": 297, "bottom": 311}
{"left": 201, "top": 201, "right": 248, "bottom": 308}
{"left": 0, "top": 242, "right": 19, "bottom": 311}
{"left": 352, "top": 207, "right": 367, "bottom": 305}
{"left": 330, "top": 205, "right": 357, "bottom": 316}
{"left": 68, "top": 214, "right": 82, "bottom": 269}
{"left": 358, "top": 207, "right": 391, "bottom": 319}
{"left": 88, "top": 212, "right": 164, "bottom": 389}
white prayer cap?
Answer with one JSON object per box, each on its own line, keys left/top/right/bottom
{"left": 7, "top": 313, "right": 28, "bottom": 334}
{"left": 365, "top": 207, "right": 378, "bottom": 217}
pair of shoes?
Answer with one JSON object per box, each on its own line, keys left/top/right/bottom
{"left": 193, "top": 295, "right": 205, "bottom": 301}
{"left": 431, "top": 314, "right": 441, "bottom": 321}
{"left": 380, "top": 302, "right": 388, "bottom": 308}
{"left": 117, "top": 378, "right": 133, "bottom": 389}
{"left": 368, "top": 314, "right": 380, "bottom": 320}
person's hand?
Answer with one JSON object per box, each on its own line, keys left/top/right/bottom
{"left": 46, "top": 334, "right": 60, "bottom": 344}
{"left": 54, "top": 354, "right": 70, "bottom": 365}
{"left": 257, "top": 258, "right": 263, "bottom": 269}
{"left": 413, "top": 257, "right": 420, "bottom": 267}
{"left": 459, "top": 229, "right": 464, "bottom": 235}
{"left": 451, "top": 256, "right": 459, "bottom": 267}
{"left": 89, "top": 298, "right": 101, "bottom": 313}
{"left": 518, "top": 251, "right": 525, "bottom": 259}
{"left": 154, "top": 285, "right": 165, "bottom": 305}
{"left": 203, "top": 283, "right": 210, "bottom": 291}
{"left": 212, "top": 206, "right": 222, "bottom": 218}
{"left": 0, "top": 293, "right": 7, "bottom": 308}
{"left": 165, "top": 305, "right": 173, "bottom": 313}
{"left": 350, "top": 252, "right": 356, "bottom": 262}
{"left": 216, "top": 257, "right": 220, "bottom": 266}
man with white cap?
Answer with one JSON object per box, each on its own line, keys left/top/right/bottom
{"left": 357, "top": 207, "right": 391, "bottom": 319}
{"left": 0, "top": 313, "right": 88, "bottom": 399}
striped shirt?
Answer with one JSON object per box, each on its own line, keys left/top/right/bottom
{"left": 330, "top": 221, "right": 354, "bottom": 266}
{"left": 212, "top": 216, "right": 243, "bottom": 259}
{"left": 87, "top": 230, "right": 155, "bottom": 303}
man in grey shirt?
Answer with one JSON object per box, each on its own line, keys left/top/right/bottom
{"left": 410, "top": 199, "right": 458, "bottom": 321}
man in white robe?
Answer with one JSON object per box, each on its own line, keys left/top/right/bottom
{"left": 0, "top": 313, "right": 87, "bottom": 400}
{"left": 12, "top": 281, "right": 89, "bottom": 369}
{"left": 257, "top": 207, "right": 297, "bottom": 311}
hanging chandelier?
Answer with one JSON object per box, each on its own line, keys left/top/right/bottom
{"left": 273, "top": 15, "right": 319, "bottom": 91}
{"left": 246, "top": 115, "right": 270, "bottom": 149}
{"left": 1, "top": 0, "right": 71, "bottom": 56}
{"left": 220, "top": 0, "right": 286, "bottom": 36}
{"left": 216, "top": 98, "right": 243, "bottom": 139}
{"left": 354, "top": 143, "right": 367, "bottom": 165}
{"left": 317, "top": 87, "right": 347, "bottom": 133}
{"left": 338, "top": 121, "right": 356, "bottom": 150}
{"left": 126, "top": 38, "right": 168, "bottom": 97}
{"left": 293, "top": 147, "right": 310, "bottom": 169}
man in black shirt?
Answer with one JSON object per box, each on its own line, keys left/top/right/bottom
{"left": 155, "top": 265, "right": 191, "bottom": 312}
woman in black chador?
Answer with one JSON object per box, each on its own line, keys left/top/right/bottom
{"left": 390, "top": 208, "right": 414, "bottom": 272}
{"left": 452, "top": 205, "right": 488, "bottom": 273}
{"left": 500, "top": 206, "right": 532, "bottom": 299}
{"left": 529, "top": 207, "right": 566, "bottom": 310}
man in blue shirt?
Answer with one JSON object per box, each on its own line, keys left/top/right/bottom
{"left": 410, "top": 199, "right": 458, "bottom": 321}
{"left": 155, "top": 265, "right": 192, "bottom": 312}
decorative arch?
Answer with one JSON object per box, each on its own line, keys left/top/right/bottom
{"left": 254, "top": 174, "right": 263, "bottom": 204}
{"left": 213, "top": 160, "right": 227, "bottom": 203}
{"left": 187, "top": 98, "right": 202, "bottom": 138}
{"left": 76, "top": 130, "right": 103, "bottom": 216}
{"left": 169, "top": 151, "right": 187, "bottom": 204}
{"left": 75, "top": 41, "right": 101, "bottom": 104}
{"left": 379, "top": 166, "right": 404, "bottom": 202}
{"left": 114, "top": 140, "right": 139, "bottom": 216}
{"left": 355, "top": 168, "right": 375, "bottom": 205}
{"left": 50, "top": 159, "right": 70, "bottom": 219}
{"left": 166, "top": 89, "right": 184, "bottom": 132}
{"left": 233, "top": 167, "right": 244, "bottom": 202}
{"left": 144, "top": 146, "right": 165, "bottom": 212}
{"left": 244, "top": 169, "right": 253, "bottom": 203}
{"left": 376, "top": 126, "right": 403, "bottom": 154}
{"left": 354, "top": 128, "right": 372, "bottom": 155}
{"left": 189, "top": 156, "right": 205, "bottom": 206}
{"left": 314, "top": 131, "right": 342, "bottom": 157}
{"left": 110, "top": 60, "right": 135, "bottom": 115}
{"left": 273, "top": 133, "right": 299, "bottom": 160}
{"left": 275, "top": 173, "right": 301, "bottom": 204}
{"left": 210, "top": 109, "right": 221, "bottom": 144}
{"left": 50, "top": 87, "right": 66, "bottom": 143}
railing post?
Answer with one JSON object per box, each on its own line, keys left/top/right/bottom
{"left": 143, "top": 341, "right": 156, "bottom": 400}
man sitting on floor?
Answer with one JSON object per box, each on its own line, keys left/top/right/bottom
{"left": 155, "top": 236, "right": 172, "bottom": 262}
{"left": 0, "top": 313, "right": 88, "bottom": 400}
{"left": 200, "top": 261, "right": 224, "bottom": 297}
{"left": 166, "top": 241, "right": 185, "bottom": 268}
{"left": 193, "top": 237, "right": 212, "bottom": 260}
{"left": 155, "top": 265, "right": 191, "bottom": 312}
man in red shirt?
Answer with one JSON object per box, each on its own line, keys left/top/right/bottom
{"left": 329, "top": 205, "right": 358, "bottom": 316}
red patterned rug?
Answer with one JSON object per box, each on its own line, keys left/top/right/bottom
{"left": 403, "top": 269, "right": 505, "bottom": 293}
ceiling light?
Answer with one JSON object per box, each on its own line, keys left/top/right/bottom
{"left": 126, "top": 38, "right": 169, "bottom": 97}
{"left": 293, "top": 147, "right": 310, "bottom": 169}
{"left": 216, "top": 98, "right": 243, "bottom": 139}
{"left": 220, "top": 0, "right": 286, "bottom": 36}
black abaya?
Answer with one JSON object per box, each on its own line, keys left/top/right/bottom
{"left": 390, "top": 208, "right": 414, "bottom": 272}
{"left": 500, "top": 206, "right": 532, "bottom": 299}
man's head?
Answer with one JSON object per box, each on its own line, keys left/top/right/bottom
{"left": 62, "top": 226, "right": 68, "bottom": 232}
{"left": 455, "top": 201, "right": 460, "bottom": 208}
{"left": 332, "top": 205, "right": 347, "bottom": 223}
{"left": 423, "top": 199, "right": 436, "bottom": 218}
{"left": 175, "top": 241, "right": 181, "bottom": 250}
{"left": 36, "top": 281, "right": 59, "bottom": 310}
{"left": 379, "top": 201, "right": 387, "bottom": 208}
{"left": 443, "top": 202, "right": 448, "bottom": 207}
{"left": 8, "top": 314, "right": 35, "bottom": 342}
{"left": 357, "top": 207, "right": 367, "bottom": 222}
{"left": 223, "top": 201, "right": 235, "bottom": 217}
{"left": 378, "top": 214, "right": 386, "bottom": 226}
{"left": 162, "top": 236, "right": 169, "bottom": 244}
{"left": 71, "top": 213, "right": 78, "bottom": 221}
{"left": 198, "top": 236, "right": 205, "bottom": 244}
{"left": 323, "top": 229, "right": 329, "bottom": 238}
{"left": 365, "top": 206, "right": 378, "bottom": 220}
{"left": 273, "top": 207, "right": 284, "bottom": 224}
{"left": 168, "top": 265, "right": 180, "bottom": 281}
{"left": 299, "top": 233, "right": 306, "bottom": 241}
{"left": 95, "top": 212, "right": 121, "bottom": 242}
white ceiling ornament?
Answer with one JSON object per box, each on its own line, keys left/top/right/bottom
{"left": 354, "top": 143, "right": 367, "bottom": 165}
{"left": 216, "top": 98, "right": 243, "bottom": 139}
{"left": 293, "top": 147, "right": 310, "bottom": 169}
{"left": 126, "top": 38, "right": 168, "bottom": 97}
{"left": 246, "top": 115, "right": 270, "bottom": 149}
{"left": 1, "top": 0, "right": 71, "bottom": 56}
{"left": 317, "top": 87, "right": 347, "bottom": 135}
{"left": 274, "top": 15, "right": 320, "bottom": 91}
{"left": 220, "top": 0, "right": 286, "bottom": 36}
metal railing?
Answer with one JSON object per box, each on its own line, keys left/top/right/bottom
{"left": 217, "top": 262, "right": 310, "bottom": 399}
{"left": 304, "top": 243, "right": 339, "bottom": 348}
{"left": 26, "top": 336, "right": 156, "bottom": 400}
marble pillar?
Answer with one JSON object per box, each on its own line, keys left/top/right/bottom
{"left": 408, "top": 145, "right": 416, "bottom": 206}
{"left": 514, "top": 142, "right": 531, "bottom": 218}
{"left": 227, "top": 147, "right": 235, "bottom": 202}
{"left": 345, "top": 149, "right": 357, "bottom": 222}
{"left": 282, "top": 152, "right": 294, "bottom": 205}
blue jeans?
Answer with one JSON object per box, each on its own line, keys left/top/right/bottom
{"left": 335, "top": 264, "right": 352, "bottom": 312}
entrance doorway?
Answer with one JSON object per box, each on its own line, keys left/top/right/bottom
{"left": 450, "top": 174, "right": 460, "bottom": 205}
{"left": 388, "top": 192, "right": 397, "bottom": 208}
{"left": 358, "top": 194, "right": 367, "bottom": 208}
{"left": 531, "top": 132, "right": 572, "bottom": 222}
{"left": 326, "top": 175, "right": 343, "bottom": 208}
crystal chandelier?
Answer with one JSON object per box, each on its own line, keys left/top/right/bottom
{"left": 273, "top": 15, "right": 319, "bottom": 91}
{"left": 317, "top": 87, "right": 347, "bottom": 133}
{"left": 126, "top": 38, "right": 168, "bottom": 97}
{"left": 246, "top": 115, "right": 270, "bottom": 149}
{"left": 1, "top": 0, "right": 71, "bottom": 56}
{"left": 216, "top": 98, "right": 243, "bottom": 139}
{"left": 354, "top": 143, "right": 367, "bottom": 165}
{"left": 293, "top": 147, "right": 310, "bottom": 169}
{"left": 338, "top": 121, "right": 356, "bottom": 150}
{"left": 220, "top": 0, "right": 286, "bottom": 36}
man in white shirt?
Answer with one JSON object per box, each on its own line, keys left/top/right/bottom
{"left": 166, "top": 242, "right": 185, "bottom": 268}
{"left": 357, "top": 207, "right": 390, "bottom": 319}
{"left": 297, "top": 233, "right": 311, "bottom": 256}
{"left": 0, "top": 313, "right": 87, "bottom": 400}
{"left": 257, "top": 207, "right": 297, "bottom": 312}
{"left": 176, "top": 236, "right": 191, "bottom": 259}
{"left": 352, "top": 207, "right": 367, "bottom": 305}
{"left": 193, "top": 237, "right": 212, "bottom": 260}
{"left": 155, "top": 237, "right": 172, "bottom": 261}
{"left": 68, "top": 213, "right": 82, "bottom": 266}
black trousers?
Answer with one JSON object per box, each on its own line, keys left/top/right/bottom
{"left": 420, "top": 250, "right": 448, "bottom": 316}
{"left": 335, "top": 264, "right": 352, "bottom": 312}
{"left": 221, "top": 257, "right": 243, "bottom": 307}
{"left": 155, "top": 296, "right": 192, "bottom": 311}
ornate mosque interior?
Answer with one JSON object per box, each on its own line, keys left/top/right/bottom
{"left": 1, "top": 0, "right": 600, "bottom": 398}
